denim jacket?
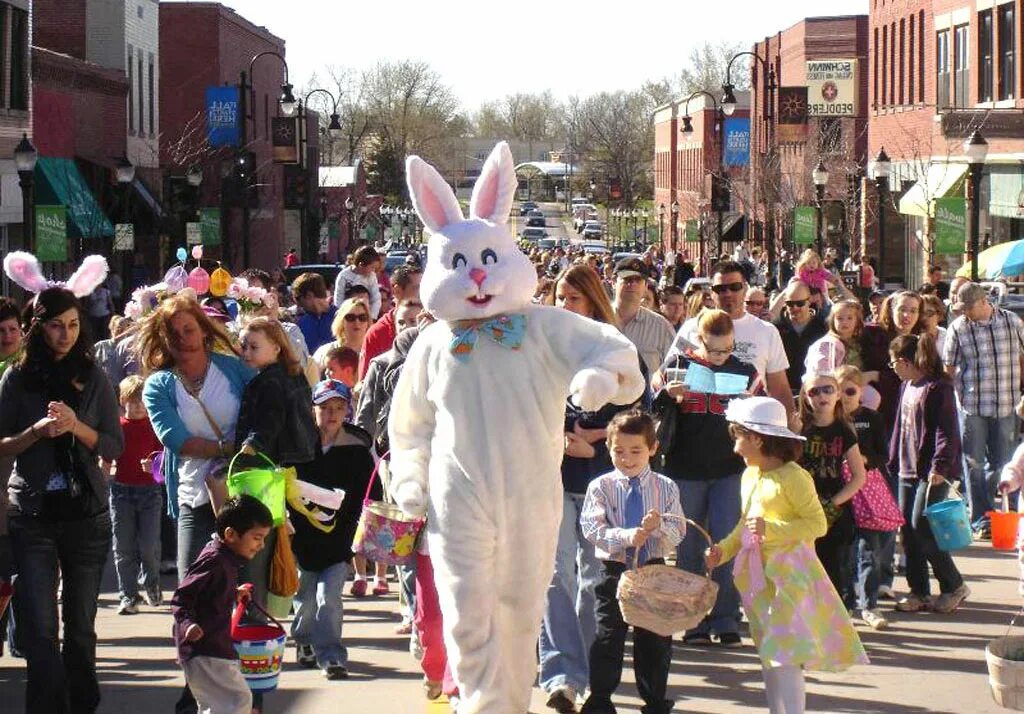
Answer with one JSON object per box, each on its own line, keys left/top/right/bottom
{"left": 143, "top": 353, "right": 254, "bottom": 518}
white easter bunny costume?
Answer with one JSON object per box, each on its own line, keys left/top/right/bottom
{"left": 388, "top": 142, "right": 644, "bottom": 713}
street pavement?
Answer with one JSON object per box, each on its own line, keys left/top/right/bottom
{"left": 0, "top": 540, "right": 1019, "bottom": 713}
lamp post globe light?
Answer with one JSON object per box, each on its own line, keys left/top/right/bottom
{"left": 279, "top": 82, "right": 298, "bottom": 117}
{"left": 812, "top": 160, "right": 829, "bottom": 254}
{"left": 720, "top": 84, "right": 738, "bottom": 117}
{"left": 14, "top": 133, "right": 37, "bottom": 252}
{"left": 964, "top": 129, "right": 988, "bottom": 282}
{"left": 116, "top": 156, "right": 136, "bottom": 185}
{"left": 871, "top": 148, "right": 890, "bottom": 284}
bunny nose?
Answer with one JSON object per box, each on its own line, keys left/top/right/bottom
{"left": 469, "top": 268, "right": 488, "bottom": 288}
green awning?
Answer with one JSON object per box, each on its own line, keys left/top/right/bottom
{"left": 35, "top": 157, "right": 113, "bottom": 239}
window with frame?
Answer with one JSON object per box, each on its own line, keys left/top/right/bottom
{"left": 127, "top": 45, "right": 134, "bottom": 133}
{"left": 817, "top": 117, "right": 843, "bottom": 155}
{"left": 908, "top": 17, "right": 915, "bottom": 103}
{"left": 899, "top": 18, "right": 906, "bottom": 105}
{"left": 882, "top": 25, "right": 889, "bottom": 106}
{"left": 137, "top": 51, "right": 144, "bottom": 134}
{"left": 954, "top": 24, "right": 970, "bottom": 107}
{"left": 998, "top": 4, "right": 1015, "bottom": 100}
{"left": 148, "top": 54, "right": 155, "bottom": 135}
{"left": 979, "top": 9, "right": 994, "bottom": 102}
{"left": 8, "top": 5, "right": 25, "bottom": 110}
{"left": 936, "top": 29, "right": 950, "bottom": 108}
{"left": 873, "top": 27, "right": 879, "bottom": 106}
{"left": 919, "top": 11, "right": 926, "bottom": 102}
{"left": 890, "top": 21, "right": 897, "bottom": 104}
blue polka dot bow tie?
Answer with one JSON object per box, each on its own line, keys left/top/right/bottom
{"left": 450, "top": 313, "right": 527, "bottom": 362}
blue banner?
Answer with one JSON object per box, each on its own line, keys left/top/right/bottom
{"left": 723, "top": 117, "right": 750, "bottom": 168}
{"left": 206, "top": 86, "right": 240, "bottom": 148}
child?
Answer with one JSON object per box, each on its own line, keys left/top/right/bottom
{"left": 332, "top": 246, "right": 382, "bottom": 319}
{"left": 887, "top": 334, "right": 969, "bottom": 614}
{"left": 579, "top": 410, "right": 685, "bottom": 714}
{"left": 323, "top": 345, "right": 359, "bottom": 387}
{"left": 293, "top": 272, "right": 338, "bottom": 354}
{"left": 836, "top": 365, "right": 899, "bottom": 630}
{"left": 707, "top": 397, "right": 867, "bottom": 714}
{"left": 289, "top": 379, "right": 377, "bottom": 679}
{"left": 171, "top": 495, "right": 274, "bottom": 714}
{"left": 798, "top": 371, "right": 866, "bottom": 595}
{"left": 998, "top": 441, "right": 1024, "bottom": 595}
{"left": 107, "top": 375, "right": 165, "bottom": 615}
{"left": 794, "top": 249, "right": 835, "bottom": 295}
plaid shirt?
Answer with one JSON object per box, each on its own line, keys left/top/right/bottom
{"left": 944, "top": 307, "right": 1024, "bottom": 417}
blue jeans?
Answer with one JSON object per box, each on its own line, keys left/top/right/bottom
{"left": 292, "top": 561, "right": 351, "bottom": 667}
{"left": 539, "top": 491, "right": 601, "bottom": 693}
{"left": 176, "top": 502, "right": 215, "bottom": 584}
{"left": 110, "top": 482, "right": 163, "bottom": 601}
{"left": 675, "top": 475, "right": 742, "bottom": 636}
{"left": 899, "top": 480, "right": 964, "bottom": 597}
{"left": 9, "top": 512, "right": 111, "bottom": 714}
{"left": 963, "top": 414, "right": 1019, "bottom": 528}
{"left": 854, "top": 529, "right": 888, "bottom": 609}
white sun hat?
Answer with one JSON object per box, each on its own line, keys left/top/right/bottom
{"left": 724, "top": 396, "right": 806, "bottom": 441}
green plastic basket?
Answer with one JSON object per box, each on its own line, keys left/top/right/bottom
{"left": 227, "top": 452, "right": 287, "bottom": 526}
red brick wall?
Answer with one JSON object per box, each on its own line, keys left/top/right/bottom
{"left": 34, "top": 0, "right": 87, "bottom": 58}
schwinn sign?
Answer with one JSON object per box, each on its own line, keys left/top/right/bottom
{"left": 806, "top": 60, "right": 858, "bottom": 117}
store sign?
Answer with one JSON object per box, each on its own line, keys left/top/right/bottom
{"left": 806, "top": 59, "right": 858, "bottom": 116}
{"left": 934, "top": 197, "right": 967, "bottom": 255}
{"left": 793, "top": 206, "right": 817, "bottom": 245}
{"left": 205, "top": 86, "right": 240, "bottom": 148}
{"left": 186, "top": 222, "right": 202, "bottom": 245}
{"left": 272, "top": 117, "right": 299, "bottom": 164}
{"left": 200, "top": 208, "right": 221, "bottom": 246}
{"left": 777, "top": 86, "right": 809, "bottom": 143}
{"left": 36, "top": 206, "right": 67, "bottom": 262}
{"left": 723, "top": 118, "right": 750, "bottom": 168}
{"left": 114, "top": 223, "right": 134, "bottom": 250}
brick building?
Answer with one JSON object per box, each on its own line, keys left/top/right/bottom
{"left": 747, "top": 15, "right": 870, "bottom": 269}
{"left": 869, "top": 0, "right": 1024, "bottom": 286}
{"left": 160, "top": 2, "right": 293, "bottom": 272}
{"left": 0, "top": 0, "right": 32, "bottom": 288}
{"left": 653, "top": 91, "right": 750, "bottom": 269}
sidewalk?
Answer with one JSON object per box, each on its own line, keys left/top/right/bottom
{"left": 0, "top": 542, "right": 1018, "bottom": 713}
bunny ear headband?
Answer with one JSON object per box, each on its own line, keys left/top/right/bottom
{"left": 3, "top": 251, "right": 110, "bottom": 298}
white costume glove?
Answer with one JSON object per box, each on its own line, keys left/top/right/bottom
{"left": 569, "top": 368, "right": 619, "bottom": 413}
{"left": 394, "top": 481, "right": 428, "bottom": 519}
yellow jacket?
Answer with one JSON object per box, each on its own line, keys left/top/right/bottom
{"left": 718, "top": 461, "right": 828, "bottom": 563}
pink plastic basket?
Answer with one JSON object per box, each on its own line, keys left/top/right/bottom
{"left": 352, "top": 454, "right": 425, "bottom": 567}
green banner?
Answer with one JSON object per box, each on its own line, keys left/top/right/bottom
{"left": 36, "top": 205, "right": 67, "bottom": 262}
{"left": 793, "top": 206, "right": 817, "bottom": 245}
{"left": 684, "top": 219, "right": 700, "bottom": 243}
{"left": 200, "top": 208, "right": 221, "bottom": 246}
{"left": 934, "top": 197, "right": 967, "bottom": 255}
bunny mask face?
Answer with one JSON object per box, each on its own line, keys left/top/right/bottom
{"left": 407, "top": 142, "right": 537, "bottom": 322}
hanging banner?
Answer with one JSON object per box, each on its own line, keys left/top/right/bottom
{"left": 793, "top": 206, "right": 817, "bottom": 245}
{"left": 36, "top": 206, "right": 67, "bottom": 262}
{"left": 684, "top": 219, "right": 700, "bottom": 243}
{"left": 200, "top": 208, "right": 221, "bottom": 246}
{"left": 205, "top": 86, "right": 240, "bottom": 148}
{"left": 934, "top": 197, "right": 967, "bottom": 255}
{"left": 777, "top": 86, "right": 808, "bottom": 144}
{"left": 723, "top": 117, "right": 751, "bottom": 168}
{"left": 806, "top": 59, "right": 858, "bottom": 116}
{"left": 114, "top": 223, "right": 135, "bottom": 250}
{"left": 272, "top": 117, "right": 299, "bottom": 164}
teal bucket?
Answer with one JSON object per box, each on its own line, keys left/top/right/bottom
{"left": 925, "top": 497, "right": 973, "bottom": 551}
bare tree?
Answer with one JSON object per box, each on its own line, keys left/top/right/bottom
{"left": 679, "top": 41, "right": 752, "bottom": 97}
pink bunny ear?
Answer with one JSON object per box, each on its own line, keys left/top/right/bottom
{"left": 406, "top": 154, "right": 463, "bottom": 233}
{"left": 469, "top": 142, "right": 516, "bottom": 224}
{"left": 3, "top": 251, "right": 51, "bottom": 294}
{"left": 64, "top": 255, "right": 110, "bottom": 298}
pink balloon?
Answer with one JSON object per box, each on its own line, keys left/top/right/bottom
{"left": 191, "top": 245, "right": 204, "bottom": 260}
{"left": 187, "top": 267, "right": 210, "bottom": 295}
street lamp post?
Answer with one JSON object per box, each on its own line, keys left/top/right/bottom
{"left": 679, "top": 91, "right": 726, "bottom": 258}
{"left": 871, "top": 148, "right": 890, "bottom": 285}
{"left": 237, "top": 51, "right": 296, "bottom": 267}
{"left": 658, "top": 203, "right": 667, "bottom": 251}
{"left": 723, "top": 50, "right": 778, "bottom": 269}
{"left": 812, "top": 159, "right": 829, "bottom": 255}
{"left": 115, "top": 156, "right": 135, "bottom": 285}
{"left": 670, "top": 200, "right": 680, "bottom": 256}
{"left": 14, "top": 133, "right": 37, "bottom": 253}
{"left": 344, "top": 196, "right": 355, "bottom": 254}
{"left": 296, "top": 88, "right": 343, "bottom": 261}
{"left": 965, "top": 130, "right": 988, "bottom": 282}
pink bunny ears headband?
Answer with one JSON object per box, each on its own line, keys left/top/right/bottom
{"left": 3, "top": 251, "right": 110, "bottom": 298}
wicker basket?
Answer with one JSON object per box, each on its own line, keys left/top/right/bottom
{"left": 616, "top": 518, "right": 719, "bottom": 637}
{"left": 987, "top": 634, "right": 1024, "bottom": 710}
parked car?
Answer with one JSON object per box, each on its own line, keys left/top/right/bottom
{"left": 537, "top": 238, "right": 559, "bottom": 250}
{"left": 526, "top": 216, "right": 547, "bottom": 228}
{"left": 384, "top": 251, "right": 411, "bottom": 274}
{"left": 519, "top": 201, "right": 538, "bottom": 216}
{"left": 527, "top": 209, "right": 545, "bottom": 219}
{"left": 582, "top": 221, "right": 604, "bottom": 239}
{"left": 520, "top": 227, "right": 549, "bottom": 242}
{"left": 571, "top": 197, "right": 590, "bottom": 207}
{"left": 283, "top": 264, "right": 343, "bottom": 287}
{"left": 581, "top": 241, "right": 609, "bottom": 255}
{"left": 612, "top": 252, "right": 641, "bottom": 264}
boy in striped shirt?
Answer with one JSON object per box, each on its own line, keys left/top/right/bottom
{"left": 580, "top": 410, "right": 685, "bottom": 714}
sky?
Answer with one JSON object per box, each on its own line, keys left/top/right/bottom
{"left": 168, "top": 0, "right": 869, "bottom": 109}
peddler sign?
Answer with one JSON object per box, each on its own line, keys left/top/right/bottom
{"left": 806, "top": 59, "right": 858, "bottom": 116}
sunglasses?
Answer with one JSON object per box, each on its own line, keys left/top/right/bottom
{"left": 807, "top": 384, "right": 836, "bottom": 398}
{"left": 843, "top": 387, "right": 859, "bottom": 397}
{"left": 344, "top": 313, "right": 370, "bottom": 323}
{"left": 785, "top": 299, "right": 809, "bottom": 308}
{"left": 711, "top": 282, "right": 745, "bottom": 294}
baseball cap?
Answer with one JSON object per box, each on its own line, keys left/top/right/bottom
{"left": 953, "top": 282, "right": 987, "bottom": 311}
{"left": 312, "top": 379, "right": 352, "bottom": 405}
{"left": 614, "top": 257, "right": 647, "bottom": 279}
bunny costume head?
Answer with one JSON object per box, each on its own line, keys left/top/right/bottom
{"left": 3, "top": 251, "right": 109, "bottom": 299}
{"left": 407, "top": 142, "right": 537, "bottom": 322}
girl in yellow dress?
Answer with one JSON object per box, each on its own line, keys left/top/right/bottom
{"left": 706, "top": 396, "right": 867, "bottom": 714}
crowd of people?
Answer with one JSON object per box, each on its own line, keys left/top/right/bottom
{"left": 0, "top": 233, "right": 1020, "bottom": 714}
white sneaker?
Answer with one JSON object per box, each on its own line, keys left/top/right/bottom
{"left": 861, "top": 608, "right": 889, "bottom": 630}
{"left": 545, "top": 685, "right": 578, "bottom": 713}
{"left": 117, "top": 597, "right": 139, "bottom": 615}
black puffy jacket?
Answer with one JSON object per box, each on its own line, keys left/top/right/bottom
{"left": 234, "top": 361, "right": 317, "bottom": 466}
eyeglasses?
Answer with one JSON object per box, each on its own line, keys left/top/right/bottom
{"left": 842, "top": 387, "right": 859, "bottom": 397}
{"left": 785, "top": 299, "right": 809, "bottom": 308}
{"left": 700, "top": 338, "right": 734, "bottom": 357}
{"left": 711, "top": 282, "right": 745, "bottom": 294}
{"left": 344, "top": 313, "right": 370, "bottom": 323}
{"left": 807, "top": 384, "right": 836, "bottom": 398}
{"left": 888, "top": 358, "right": 904, "bottom": 368}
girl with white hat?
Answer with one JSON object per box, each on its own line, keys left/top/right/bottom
{"left": 706, "top": 396, "right": 867, "bottom": 714}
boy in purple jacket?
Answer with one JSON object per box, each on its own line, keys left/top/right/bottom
{"left": 171, "top": 495, "right": 273, "bottom": 714}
